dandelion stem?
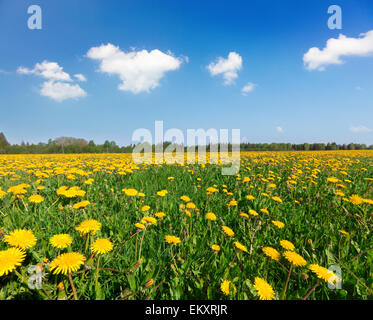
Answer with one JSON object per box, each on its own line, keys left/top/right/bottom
{"left": 68, "top": 271, "right": 78, "bottom": 300}
{"left": 281, "top": 264, "right": 292, "bottom": 300}
{"left": 302, "top": 280, "right": 320, "bottom": 300}
{"left": 95, "top": 255, "right": 101, "bottom": 288}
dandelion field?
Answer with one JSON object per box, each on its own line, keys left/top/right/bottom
{"left": 0, "top": 151, "right": 373, "bottom": 300}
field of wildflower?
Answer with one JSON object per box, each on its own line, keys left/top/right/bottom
{"left": 0, "top": 151, "right": 372, "bottom": 300}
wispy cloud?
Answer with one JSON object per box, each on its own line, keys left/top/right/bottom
{"left": 207, "top": 52, "right": 242, "bottom": 85}
{"left": 276, "top": 126, "right": 284, "bottom": 133}
{"left": 17, "top": 61, "right": 87, "bottom": 102}
{"left": 349, "top": 125, "right": 373, "bottom": 133}
{"left": 241, "top": 82, "right": 256, "bottom": 95}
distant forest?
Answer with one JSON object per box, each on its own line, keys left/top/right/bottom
{"left": 0, "top": 132, "right": 372, "bottom": 154}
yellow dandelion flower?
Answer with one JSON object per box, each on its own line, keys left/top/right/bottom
{"left": 262, "top": 247, "right": 281, "bottom": 261}
{"left": 283, "top": 251, "right": 307, "bottom": 267}
{"left": 249, "top": 209, "right": 258, "bottom": 216}
{"left": 4, "top": 229, "right": 37, "bottom": 250}
{"left": 76, "top": 219, "right": 101, "bottom": 236}
{"left": 91, "top": 238, "right": 113, "bottom": 255}
{"left": 28, "top": 194, "right": 44, "bottom": 203}
{"left": 280, "top": 240, "right": 295, "bottom": 251}
{"left": 49, "top": 252, "right": 86, "bottom": 275}
{"left": 246, "top": 195, "right": 255, "bottom": 201}
{"left": 239, "top": 212, "right": 249, "bottom": 218}
{"left": 186, "top": 202, "right": 196, "bottom": 209}
{"left": 260, "top": 208, "right": 269, "bottom": 214}
{"left": 221, "top": 280, "right": 236, "bottom": 295}
{"left": 211, "top": 244, "right": 220, "bottom": 252}
{"left": 155, "top": 212, "right": 166, "bottom": 218}
{"left": 49, "top": 234, "right": 73, "bottom": 249}
{"left": 272, "top": 196, "right": 283, "bottom": 203}
{"left": 0, "top": 247, "right": 26, "bottom": 277}
{"left": 135, "top": 223, "right": 146, "bottom": 230}
{"left": 253, "top": 277, "right": 275, "bottom": 300}
{"left": 123, "top": 188, "right": 138, "bottom": 196}
{"left": 72, "top": 200, "right": 90, "bottom": 209}
{"left": 141, "top": 205, "right": 150, "bottom": 212}
{"left": 272, "top": 220, "right": 285, "bottom": 229}
{"left": 141, "top": 216, "right": 157, "bottom": 225}
{"left": 309, "top": 264, "right": 340, "bottom": 284}
{"left": 222, "top": 226, "right": 235, "bottom": 237}
{"left": 349, "top": 194, "right": 363, "bottom": 205}
{"left": 180, "top": 195, "right": 191, "bottom": 202}
{"left": 165, "top": 235, "right": 181, "bottom": 245}
{"left": 234, "top": 241, "right": 248, "bottom": 253}
{"left": 205, "top": 212, "right": 217, "bottom": 221}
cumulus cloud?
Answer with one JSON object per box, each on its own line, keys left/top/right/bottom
{"left": 303, "top": 30, "right": 373, "bottom": 71}
{"left": 241, "top": 82, "right": 256, "bottom": 95}
{"left": 276, "top": 126, "right": 284, "bottom": 133}
{"left": 74, "top": 73, "right": 87, "bottom": 82}
{"left": 86, "top": 43, "right": 184, "bottom": 93}
{"left": 40, "top": 80, "right": 87, "bottom": 102}
{"left": 17, "top": 61, "right": 72, "bottom": 81}
{"left": 349, "top": 125, "right": 373, "bottom": 133}
{"left": 207, "top": 52, "right": 242, "bottom": 85}
{"left": 17, "top": 60, "right": 87, "bottom": 102}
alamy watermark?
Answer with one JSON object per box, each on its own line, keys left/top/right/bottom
{"left": 27, "top": 5, "right": 42, "bottom": 30}
{"left": 328, "top": 5, "right": 342, "bottom": 30}
{"left": 131, "top": 121, "right": 241, "bottom": 175}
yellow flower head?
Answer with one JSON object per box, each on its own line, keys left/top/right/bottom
{"left": 211, "top": 244, "right": 220, "bottom": 252}
{"left": 91, "top": 238, "right": 113, "bottom": 255}
{"left": 28, "top": 194, "right": 44, "bottom": 203}
{"left": 165, "top": 235, "right": 181, "bottom": 245}
{"left": 123, "top": 188, "right": 138, "bottom": 196}
{"left": 155, "top": 212, "right": 166, "bottom": 218}
{"left": 234, "top": 241, "right": 248, "bottom": 253}
{"left": 76, "top": 219, "right": 101, "bottom": 236}
{"left": 272, "top": 220, "right": 285, "bottom": 229}
{"left": 349, "top": 194, "right": 363, "bottom": 205}
{"left": 205, "top": 212, "right": 217, "bottom": 221}
{"left": 141, "top": 216, "right": 157, "bottom": 225}
{"left": 180, "top": 195, "right": 191, "bottom": 202}
{"left": 221, "top": 280, "right": 236, "bottom": 296}
{"left": 49, "top": 252, "right": 86, "bottom": 275}
{"left": 135, "top": 223, "right": 146, "bottom": 230}
{"left": 253, "top": 277, "right": 275, "bottom": 300}
{"left": 0, "top": 247, "right": 26, "bottom": 277}
{"left": 4, "top": 229, "right": 37, "bottom": 250}
{"left": 283, "top": 251, "right": 307, "bottom": 267}
{"left": 249, "top": 209, "right": 258, "bottom": 216}
{"left": 262, "top": 247, "right": 281, "bottom": 261}
{"left": 222, "top": 226, "right": 235, "bottom": 237}
{"left": 49, "top": 234, "right": 73, "bottom": 249}
{"left": 141, "top": 205, "right": 150, "bottom": 212}
{"left": 309, "top": 264, "right": 340, "bottom": 284}
{"left": 272, "top": 196, "right": 283, "bottom": 203}
{"left": 72, "top": 200, "right": 90, "bottom": 209}
{"left": 280, "top": 240, "right": 295, "bottom": 251}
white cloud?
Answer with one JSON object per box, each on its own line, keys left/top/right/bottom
{"left": 241, "top": 82, "right": 256, "bottom": 95}
{"left": 303, "top": 30, "right": 373, "bottom": 71}
{"left": 276, "top": 126, "right": 284, "bottom": 133}
{"left": 349, "top": 125, "right": 372, "bottom": 133}
{"left": 18, "top": 60, "right": 87, "bottom": 102}
{"left": 40, "top": 80, "right": 87, "bottom": 102}
{"left": 17, "top": 61, "right": 72, "bottom": 81}
{"left": 207, "top": 52, "right": 242, "bottom": 85}
{"left": 86, "top": 43, "right": 184, "bottom": 93}
{"left": 74, "top": 73, "right": 87, "bottom": 82}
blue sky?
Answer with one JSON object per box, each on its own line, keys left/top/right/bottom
{"left": 1, "top": 0, "right": 373, "bottom": 146}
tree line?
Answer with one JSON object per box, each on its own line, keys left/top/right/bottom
{"left": 0, "top": 132, "right": 372, "bottom": 154}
